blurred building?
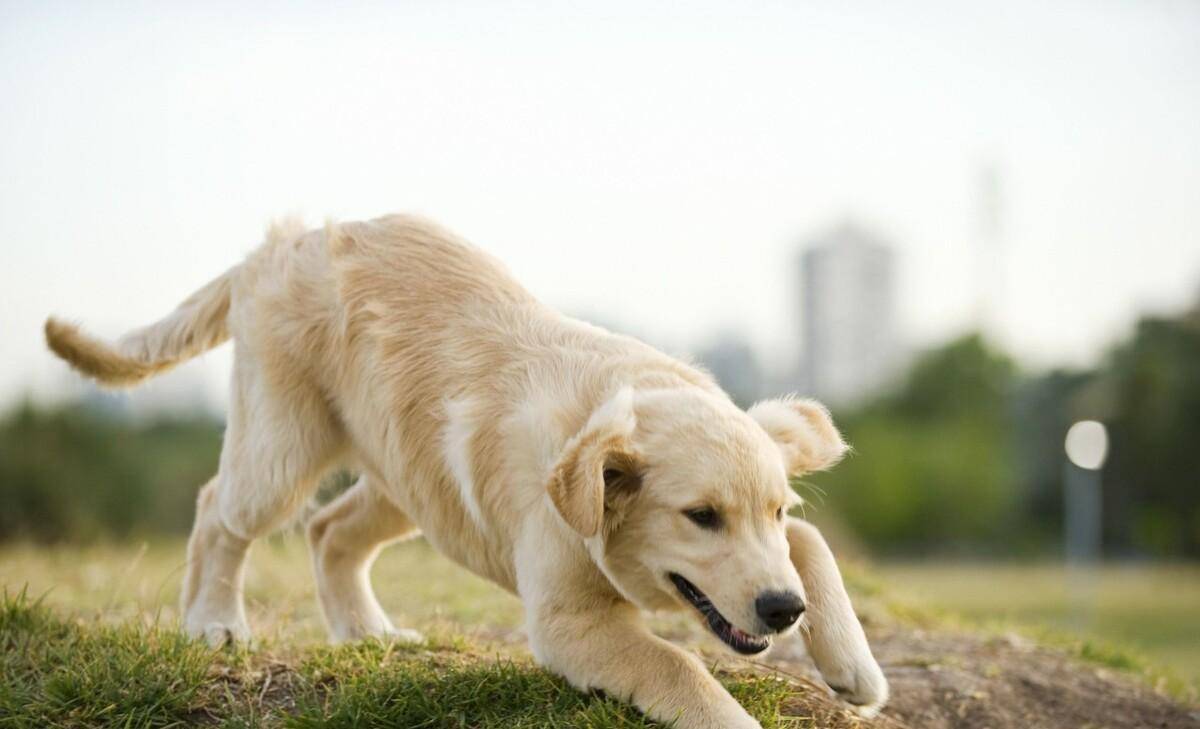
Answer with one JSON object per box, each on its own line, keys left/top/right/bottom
{"left": 696, "top": 332, "right": 764, "bottom": 407}
{"left": 799, "top": 221, "right": 899, "bottom": 407}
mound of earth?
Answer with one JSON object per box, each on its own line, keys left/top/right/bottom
{"left": 735, "top": 623, "right": 1199, "bottom": 729}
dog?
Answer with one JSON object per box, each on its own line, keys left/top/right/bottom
{"left": 45, "top": 214, "right": 887, "bottom": 728}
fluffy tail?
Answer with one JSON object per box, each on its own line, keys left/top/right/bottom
{"left": 45, "top": 266, "right": 237, "bottom": 388}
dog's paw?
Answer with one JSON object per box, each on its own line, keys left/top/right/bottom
{"left": 825, "top": 657, "right": 888, "bottom": 717}
{"left": 701, "top": 703, "right": 763, "bottom": 729}
{"left": 201, "top": 621, "right": 250, "bottom": 649}
{"left": 382, "top": 627, "right": 426, "bottom": 645}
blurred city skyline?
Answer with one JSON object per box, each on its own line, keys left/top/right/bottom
{"left": 2, "top": 0, "right": 1199, "bottom": 413}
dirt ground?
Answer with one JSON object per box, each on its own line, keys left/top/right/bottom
{"left": 736, "top": 623, "right": 1200, "bottom": 729}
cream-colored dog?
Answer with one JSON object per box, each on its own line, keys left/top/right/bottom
{"left": 45, "top": 214, "right": 887, "bottom": 728}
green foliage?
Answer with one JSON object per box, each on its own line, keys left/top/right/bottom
{"left": 806, "top": 306, "right": 1200, "bottom": 558}
{"left": 1103, "top": 312, "right": 1200, "bottom": 556}
{"left": 814, "top": 335, "right": 1022, "bottom": 552}
{"left": 0, "top": 403, "right": 221, "bottom": 543}
{"left": 3, "top": 302, "right": 1197, "bottom": 558}
{"left": 887, "top": 334, "right": 1018, "bottom": 421}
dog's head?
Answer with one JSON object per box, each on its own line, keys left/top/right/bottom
{"left": 546, "top": 387, "right": 847, "bottom": 655}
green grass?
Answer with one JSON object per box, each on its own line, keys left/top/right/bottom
{"left": 0, "top": 538, "right": 822, "bottom": 727}
{"left": 0, "top": 535, "right": 527, "bottom": 643}
{"left": 1, "top": 590, "right": 212, "bottom": 727}
{"left": 2, "top": 538, "right": 1196, "bottom": 725}
{"left": 0, "top": 591, "right": 808, "bottom": 728}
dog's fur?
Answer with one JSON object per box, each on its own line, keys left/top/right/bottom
{"left": 45, "top": 214, "right": 887, "bottom": 728}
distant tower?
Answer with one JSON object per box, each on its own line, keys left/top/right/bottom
{"left": 800, "top": 221, "right": 898, "bottom": 407}
{"left": 974, "top": 162, "right": 1003, "bottom": 334}
{"left": 697, "top": 332, "right": 763, "bottom": 408}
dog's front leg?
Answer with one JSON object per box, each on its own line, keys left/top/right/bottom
{"left": 786, "top": 517, "right": 888, "bottom": 716}
{"left": 527, "top": 596, "right": 761, "bottom": 729}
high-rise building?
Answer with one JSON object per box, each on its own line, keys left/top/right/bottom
{"left": 800, "top": 221, "right": 898, "bottom": 407}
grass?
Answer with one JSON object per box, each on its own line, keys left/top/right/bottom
{"left": 0, "top": 537, "right": 830, "bottom": 728}
{"left": 0, "top": 591, "right": 807, "bottom": 728}
{"left": 0, "top": 535, "right": 526, "bottom": 643}
{"left": 2, "top": 537, "right": 1197, "bottom": 725}
{"left": 1, "top": 590, "right": 212, "bottom": 727}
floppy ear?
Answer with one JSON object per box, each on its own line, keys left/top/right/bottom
{"left": 747, "top": 396, "right": 848, "bottom": 476}
{"left": 547, "top": 387, "right": 642, "bottom": 538}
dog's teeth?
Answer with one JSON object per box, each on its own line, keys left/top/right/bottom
{"left": 674, "top": 574, "right": 769, "bottom": 654}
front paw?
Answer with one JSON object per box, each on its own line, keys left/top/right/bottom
{"left": 696, "top": 708, "right": 762, "bottom": 729}
{"left": 199, "top": 621, "right": 251, "bottom": 649}
{"left": 824, "top": 656, "right": 888, "bottom": 717}
{"left": 382, "top": 627, "right": 426, "bottom": 644}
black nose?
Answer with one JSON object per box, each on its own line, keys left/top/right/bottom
{"left": 756, "top": 590, "right": 805, "bottom": 632}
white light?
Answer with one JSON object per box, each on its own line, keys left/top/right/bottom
{"left": 1065, "top": 420, "right": 1108, "bottom": 471}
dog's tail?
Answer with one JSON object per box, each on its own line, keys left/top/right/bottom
{"left": 45, "top": 265, "right": 238, "bottom": 388}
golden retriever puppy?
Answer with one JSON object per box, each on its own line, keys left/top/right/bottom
{"left": 45, "top": 214, "right": 887, "bottom": 728}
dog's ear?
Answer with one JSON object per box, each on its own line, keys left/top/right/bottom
{"left": 547, "top": 387, "right": 642, "bottom": 538}
{"left": 747, "top": 396, "right": 848, "bottom": 476}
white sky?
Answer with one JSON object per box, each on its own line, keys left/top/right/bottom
{"left": 2, "top": 0, "right": 1198, "bottom": 411}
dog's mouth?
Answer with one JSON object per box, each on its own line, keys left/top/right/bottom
{"left": 668, "top": 573, "right": 771, "bottom": 655}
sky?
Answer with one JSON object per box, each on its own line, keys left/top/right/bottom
{"left": 1, "top": 0, "right": 1198, "bottom": 412}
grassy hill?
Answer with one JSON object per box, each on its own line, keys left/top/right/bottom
{"left": 1, "top": 537, "right": 1196, "bottom": 728}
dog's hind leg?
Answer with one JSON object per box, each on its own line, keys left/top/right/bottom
{"left": 181, "top": 350, "right": 344, "bottom": 646}
{"left": 180, "top": 477, "right": 252, "bottom": 647}
{"left": 307, "top": 474, "right": 422, "bottom": 643}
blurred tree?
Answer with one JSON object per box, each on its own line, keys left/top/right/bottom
{"left": 0, "top": 403, "right": 221, "bottom": 543}
{"left": 808, "top": 304, "right": 1200, "bottom": 558}
{"left": 810, "top": 335, "right": 1022, "bottom": 553}
{"left": 1101, "top": 309, "right": 1200, "bottom": 557}
{"left": 3, "top": 304, "right": 1198, "bottom": 557}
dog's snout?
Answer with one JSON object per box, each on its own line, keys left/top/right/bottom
{"left": 755, "top": 590, "right": 805, "bottom": 632}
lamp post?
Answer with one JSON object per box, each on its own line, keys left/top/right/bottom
{"left": 1064, "top": 420, "right": 1108, "bottom": 564}
{"left": 1063, "top": 420, "right": 1108, "bottom": 627}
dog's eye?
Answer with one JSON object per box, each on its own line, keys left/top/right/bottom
{"left": 684, "top": 507, "right": 720, "bottom": 530}
{"left": 776, "top": 506, "right": 784, "bottom": 521}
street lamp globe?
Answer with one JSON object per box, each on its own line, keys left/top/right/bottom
{"left": 1065, "top": 420, "right": 1108, "bottom": 471}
